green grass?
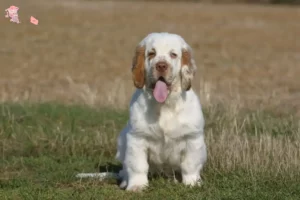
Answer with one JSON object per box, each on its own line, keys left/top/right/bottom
{"left": 0, "top": 103, "right": 299, "bottom": 199}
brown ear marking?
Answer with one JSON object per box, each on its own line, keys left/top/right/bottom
{"left": 132, "top": 45, "right": 146, "bottom": 89}
{"left": 181, "top": 48, "right": 195, "bottom": 91}
{"left": 181, "top": 48, "right": 191, "bottom": 67}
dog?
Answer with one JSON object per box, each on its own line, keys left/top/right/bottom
{"left": 76, "top": 32, "right": 207, "bottom": 192}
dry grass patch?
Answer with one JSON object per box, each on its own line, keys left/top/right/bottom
{"left": 0, "top": 0, "right": 299, "bottom": 113}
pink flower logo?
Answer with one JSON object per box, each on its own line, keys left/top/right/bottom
{"left": 30, "top": 16, "right": 38, "bottom": 25}
{"left": 5, "top": 5, "right": 20, "bottom": 24}
{"left": 4, "top": 6, "right": 39, "bottom": 25}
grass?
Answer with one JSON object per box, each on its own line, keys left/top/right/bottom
{"left": 0, "top": 103, "right": 299, "bottom": 199}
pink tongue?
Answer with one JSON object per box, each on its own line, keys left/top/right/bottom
{"left": 153, "top": 80, "right": 168, "bottom": 103}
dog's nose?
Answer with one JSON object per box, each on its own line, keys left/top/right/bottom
{"left": 156, "top": 62, "right": 168, "bottom": 72}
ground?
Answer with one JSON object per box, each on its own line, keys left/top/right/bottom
{"left": 0, "top": 0, "right": 299, "bottom": 199}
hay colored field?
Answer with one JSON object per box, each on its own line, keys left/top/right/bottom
{"left": 1, "top": 0, "right": 299, "bottom": 111}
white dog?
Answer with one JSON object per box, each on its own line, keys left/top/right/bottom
{"left": 76, "top": 32, "right": 207, "bottom": 192}
{"left": 116, "top": 32, "right": 207, "bottom": 191}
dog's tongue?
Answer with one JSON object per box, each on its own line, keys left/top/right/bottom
{"left": 153, "top": 80, "right": 168, "bottom": 103}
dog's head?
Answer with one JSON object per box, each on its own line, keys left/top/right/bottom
{"left": 131, "top": 32, "right": 197, "bottom": 103}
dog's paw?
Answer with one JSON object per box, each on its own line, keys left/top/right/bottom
{"left": 119, "top": 180, "right": 127, "bottom": 189}
{"left": 193, "top": 179, "right": 203, "bottom": 187}
{"left": 182, "top": 174, "right": 202, "bottom": 187}
{"left": 126, "top": 184, "right": 147, "bottom": 192}
{"left": 125, "top": 173, "right": 148, "bottom": 192}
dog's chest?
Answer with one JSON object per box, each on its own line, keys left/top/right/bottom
{"left": 148, "top": 106, "right": 183, "bottom": 137}
{"left": 146, "top": 106, "right": 187, "bottom": 167}
{"left": 148, "top": 136, "right": 186, "bottom": 168}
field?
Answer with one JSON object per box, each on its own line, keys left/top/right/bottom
{"left": 1, "top": 0, "right": 300, "bottom": 199}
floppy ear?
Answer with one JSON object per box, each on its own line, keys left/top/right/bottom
{"left": 131, "top": 45, "right": 146, "bottom": 89}
{"left": 181, "top": 46, "right": 196, "bottom": 91}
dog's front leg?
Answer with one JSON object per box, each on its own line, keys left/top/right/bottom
{"left": 124, "top": 134, "right": 149, "bottom": 191}
{"left": 180, "top": 135, "right": 207, "bottom": 187}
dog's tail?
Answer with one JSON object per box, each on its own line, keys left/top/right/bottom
{"left": 75, "top": 172, "right": 119, "bottom": 180}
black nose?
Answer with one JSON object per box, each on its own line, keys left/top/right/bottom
{"left": 156, "top": 62, "right": 168, "bottom": 72}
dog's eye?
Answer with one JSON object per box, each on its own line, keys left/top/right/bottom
{"left": 148, "top": 51, "right": 156, "bottom": 59}
{"left": 170, "top": 52, "right": 177, "bottom": 59}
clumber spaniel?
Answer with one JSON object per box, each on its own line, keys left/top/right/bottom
{"left": 115, "top": 32, "right": 207, "bottom": 191}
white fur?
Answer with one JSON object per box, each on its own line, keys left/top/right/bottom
{"left": 116, "top": 33, "right": 207, "bottom": 191}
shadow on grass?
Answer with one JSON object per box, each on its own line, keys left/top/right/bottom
{"left": 98, "top": 162, "right": 122, "bottom": 174}
{"left": 97, "top": 161, "right": 184, "bottom": 185}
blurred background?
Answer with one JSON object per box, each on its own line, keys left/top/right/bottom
{"left": 1, "top": 0, "right": 299, "bottom": 114}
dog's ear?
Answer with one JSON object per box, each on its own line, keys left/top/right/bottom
{"left": 181, "top": 46, "right": 196, "bottom": 91}
{"left": 131, "top": 45, "right": 146, "bottom": 89}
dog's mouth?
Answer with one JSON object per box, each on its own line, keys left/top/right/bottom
{"left": 150, "top": 77, "right": 170, "bottom": 89}
{"left": 151, "top": 77, "right": 170, "bottom": 103}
